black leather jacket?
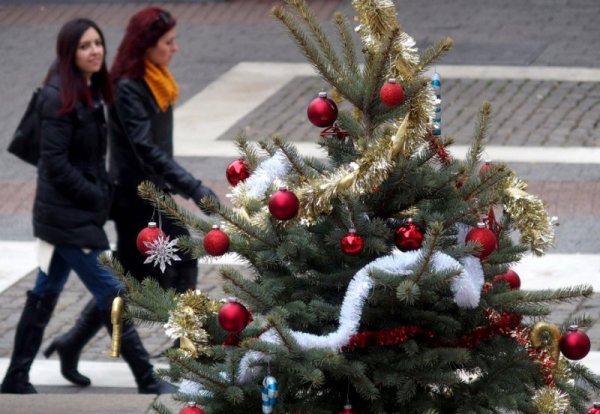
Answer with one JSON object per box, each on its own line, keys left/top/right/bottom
{"left": 33, "top": 75, "right": 110, "bottom": 249}
{"left": 108, "top": 78, "right": 201, "bottom": 209}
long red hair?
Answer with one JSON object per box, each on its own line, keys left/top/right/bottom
{"left": 111, "top": 7, "right": 177, "bottom": 81}
{"left": 44, "top": 18, "right": 113, "bottom": 113}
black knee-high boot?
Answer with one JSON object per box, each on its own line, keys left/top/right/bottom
{"left": 1, "top": 291, "right": 59, "bottom": 394}
{"left": 102, "top": 311, "right": 177, "bottom": 394}
{"left": 43, "top": 298, "right": 103, "bottom": 386}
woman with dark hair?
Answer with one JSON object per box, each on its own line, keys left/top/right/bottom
{"left": 44, "top": 7, "right": 218, "bottom": 389}
{"left": 1, "top": 18, "right": 173, "bottom": 395}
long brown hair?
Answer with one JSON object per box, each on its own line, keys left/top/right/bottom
{"left": 44, "top": 18, "right": 113, "bottom": 113}
{"left": 111, "top": 7, "right": 176, "bottom": 81}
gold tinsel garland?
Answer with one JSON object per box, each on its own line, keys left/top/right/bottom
{"left": 297, "top": 148, "right": 393, "bottom": 221}
{"left": 352, "top": 0, "right": 419, "bottom": 81}
{"left": 164, "top": 290, "right": 219, "bottom": 358}
{"left": 501, "top": 174, "right": 555, "bottom": 255}
{"left": 532, "top": 387, "right": 571, "bottom": 414}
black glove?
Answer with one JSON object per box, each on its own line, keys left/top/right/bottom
{"left": 193, "top": 183, "right": 219, "bottom": 215}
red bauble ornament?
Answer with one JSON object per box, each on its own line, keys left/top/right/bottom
{"left": 136, "top": 222, "right": 166, "bottom": 255}
{"left": 587, "top": 402, "right": 600, "bottom": 414}
{"left": 339, "top": 404, "right": 358, "bottom": 414}
{"left": 493, "top": 269, "right": 521, "bottom": 289}
{"left": 394, "top": 219, "right": 424, "bottom": 251}
{"left": 226, "top": 159, "right": 250, "bottom": 186}
{"left": 379, "top": 78, "right": 405, "bottom": 108}
{"left": 560, "top": 325, "right": 591, "bottom": 360}
{"left": 465, "top": 223, "right": 497, "bottom": 259}
{"left": 307, "top": 92, "right": 338, "bottom": 127}
{"left": 268, "top": 188, "right": 299, "bottom": 220}
{"left": 479, "top": 160, "right": 492, "bottom": 174}
{"left": 179, "top": 401, "right": 205, "bottom": 414}
{"left": 203, "top": 225, "right": 230, "bottom": 256}
{"left": 340, "top": 229, "right": 364, "bottom": 256}
{"left": 218, "top": 300, "right": 252, "bottom": 333}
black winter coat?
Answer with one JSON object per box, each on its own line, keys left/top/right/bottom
{"left": 33, "top": 75, "right": 110, "bottom": 249}
{"left": 108, "top": 78, "right": 201, "bottom": 210}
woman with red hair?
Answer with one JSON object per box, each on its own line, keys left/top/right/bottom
{"left": 43, "top": 7, "right": 215, "bottom": 393}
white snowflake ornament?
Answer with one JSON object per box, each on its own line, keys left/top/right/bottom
{"left": 143, "top": 234, "right": 181, "bottom": 273}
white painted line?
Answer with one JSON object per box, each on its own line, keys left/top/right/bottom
{"left": 451, "top": 145, "right": 600, "bottom": 165}
{"left": 174, "top": 62, "right": 599, "bottom": 163}
{"left": 174, "top": 62, "right": 315, "bottom": 154}
{"left": 177, "top": 140, "right": 600, "bottom": 164}
{"left": 4, "top": 243, "right": 600, "bottom": 292}
{"left": 0, "top": 241, "right": 37, "bottom": 294}
{"left": 0, "top": 358, "right": 169, "bottom": 388}
{"left": 1, "top": 354, "right": 597, "bottom": 388}
{"left": 204, "top": 253, "right": 600, "bottom": 291}
{"left": 425, "top": 65, "right": 600, "bottom": 82}
{"left": 516, "top": 253, "right": 600, "bottom": 291}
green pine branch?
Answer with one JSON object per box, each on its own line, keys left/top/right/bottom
{"left": 361, "top": 28, "right": 400, "bottom": 120}
{"left": 137, "top": 181, "right": 214, "bottom": 234}
{"left": 218, "top": 265, "right": 274, "bottom": 312}
{"left": 334, "top": 11, "right": 361, "bottom": 78}
{"left": 418, "top": 37, "right": 454, "bottom": 72}
{"left": 283, "top": 0, "right": 344, "bottom": 74}
{"left": 272, "top": 4, "right": 361, "bottom": 107}
{"left": 98, "top": 253, "right": 176, "bottom": 323}
{"left": 465, "top": 101, "right": 492, "bottom": 176}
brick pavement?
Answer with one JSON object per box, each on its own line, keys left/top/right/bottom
{"left": 0, "top": 0, "right": 599, "bottom": 408}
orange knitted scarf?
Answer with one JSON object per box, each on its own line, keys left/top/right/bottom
{"left": 144, "top": 60, "right": 179, "bottom": 112}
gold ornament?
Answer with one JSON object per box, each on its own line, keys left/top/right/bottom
{"left": 179, "top": 336, "right": 197, "bottom": 358}
{"left": 389, "top": 113, "right": 409, "bottom": 158}
{"left": 110, "top": 296, "right": 124, "bottom": 357}
{"left": 530, "top": 321, "right": 561, "bottom": 362}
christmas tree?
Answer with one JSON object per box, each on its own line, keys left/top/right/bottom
{"left": 106, "top": 1, "right": 600, "bottom": 412}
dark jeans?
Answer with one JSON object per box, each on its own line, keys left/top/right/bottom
{"left": 31, "top": 245, "right": 122, "bottom": 311}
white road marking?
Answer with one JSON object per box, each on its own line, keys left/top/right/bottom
{"left": 174, "top": 62, "right": 600, "bottom": 162}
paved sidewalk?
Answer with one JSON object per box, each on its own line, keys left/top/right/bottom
{"left": 0, "top": 0, "right": 599, "bottom": 412}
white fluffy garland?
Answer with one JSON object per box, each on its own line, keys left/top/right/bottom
{"left": 231, "top": 149, "right": 291, "bottom": 200}
{"left": 237, "top": 247, "right": 483, "bottom": 383}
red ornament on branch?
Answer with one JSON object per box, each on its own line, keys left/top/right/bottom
{"left": 179, "top": 401, "right": 205, "bottom": 414}
{"left": 136, "top": 222, "right": 166, "bottom": 255}
{"left": 493, "top": 269, "right": 521, "bottom": 289}
{"left": 560, "top": 325, "right": 591, "bottom": 360}
{"left": 203, "top": 225, "right": 230, "bottom": 256}
{"left": 479, "top": 160, "right": 492, "bottom": 174}
{"left": 340, "top": 229, "right": 364, "bottom": 256}
{"left": 218, "top": 299, "right": 252, "bottom": 333}
{"left": 465, "top": 223, "right": 497, "bottom": 259}
{"left": 268, "top": 188, "right": 299, "bottom": 220}
{"left": 587, "top": 402, "right": 600, "bottom": 414}
{"left": 394, "top": 219, "right": 424, "bottom": 251}
{"left": 339, "top": 404, "right": 358, "bottom": 414}
{"left": 379, "top": 78, "right": 405, "bottom": 108}
{"left": 307, "top": 92, "right": 338, "bottom": 127}
{"left": 226, "top": 159, "right": 250, "bottom": 186}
